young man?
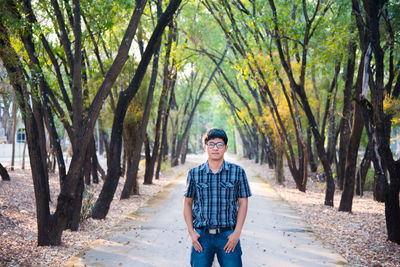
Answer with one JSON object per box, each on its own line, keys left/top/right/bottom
{"left": 183, "top": 128, "right": 252, "bottom": 267}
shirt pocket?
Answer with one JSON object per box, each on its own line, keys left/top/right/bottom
{"left": 196, "top": 182, "right": 209, "bottom": 201}
{"left": 220, "top": 181, "right": 235, "bottom": 200}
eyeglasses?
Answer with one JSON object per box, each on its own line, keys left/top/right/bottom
{"left": 207, "top": 142, "right": 225, "bottom": 149}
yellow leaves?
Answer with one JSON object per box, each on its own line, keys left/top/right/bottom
{"left": 242, "top": 66, "right": 249, "bottom": 80}
{"left": 383, "top": 95, "right": 400, "bottom": 126}
{"left": 232, "top": 49, "right": 273, "bottom": 83}
{"left": 383, "top": 95, "right": 400, "bottom": 117}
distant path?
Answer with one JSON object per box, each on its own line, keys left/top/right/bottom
{"left": 66, "top": 154, "right": 347, "bottom": 267}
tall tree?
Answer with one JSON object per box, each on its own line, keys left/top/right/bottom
{"left": 144, "top": 18, "right": 177, "bottom": 184}
{"left": 0, "top": 0, "right": 147, "bottom": 245}
{"left": 267, "top": 0, "right": 336, "bottom": 206}
{"left": 351, "top": 0, "right": 400, "bottom": 243}
{"left": 92, "top": 0, "right": 182, "bottom": 218}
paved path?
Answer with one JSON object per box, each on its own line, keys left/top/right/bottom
{"left": 66, "top": 155, "right": 347, "bottom": 267}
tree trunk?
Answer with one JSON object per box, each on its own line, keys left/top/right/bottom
{"left": 0, "top": 16, "right": 56, "bottom": 244}
{"left": 144, "top": 133, "right": 152, "bottom": 181}
{"left": 10, "top": 97, "right": 17, "bottom": 171}
{"left": 338, "top": 40, "right": 356, "bottom": 189}
{"left": 301, "top": 92, "right": 335, "bottom": 205}
{"left": 170, "top": 114, "right": 178, "bottom": 165}
{"left": 339, "top": 90, "right": 365, "bottom": 210}
{"left": 91, "top": 138, "right": 99, "bottom": 184}
{"left": 326, "top": 81, "right": 339, "bottom": 166}
{"left": 180, "top": 135, "right": 189, "bottom": 164}
{"left": 385, "top": 169, "right": 400, "bottom": 243}
{"left": 21, "top": 138, "right": 27, "bottom": 170}
{"left": 65, "top": 173, "right": 84, "bottom": 231}
{"left": 338, "top": 44, "right": 367, "bottom": 212}
{"left": 0, "top": 163, "right": 10, "bottom": 180}
{"left": 122, "top": 147, "right": 141, "bottom": 198}
{"left": 275, "top": 143, "right": 284, "bottom": 184}
{"left": 121, "top": 123, "right": 142, "bottom": 198}
{"left": 320, "top": 61, "right": 341, "bottom": 144}
{"left": 145, "top": 89, "right": 168, "bottom": 182}
{"left": 254, "top": 133, "right": 259, "bottom": 164}
{"left": 356, "top": 141, "right": 372, "bottom": 196}
{"left": 155, "top": 82, "right": 175, "bottom": 180}
{"left": 98, "top": 125, "right": 105, "bottom": 156}
{"left": 307, "top": 128, "right": 318, "bottom": 172}
{"left": 84, "top": 137, "right": 94, "bottom": 185}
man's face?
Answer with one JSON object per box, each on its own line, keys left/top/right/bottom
{"left": 204, "top": 137, "right": 228, "bottom": 161}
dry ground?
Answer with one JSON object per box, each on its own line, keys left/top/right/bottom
{"left": 250, "top": 157, "right": 400, "bottom": 267}
{"left": 0, "top": 154, "right": 399, "bottom": 266}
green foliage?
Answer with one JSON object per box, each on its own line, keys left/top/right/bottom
{"left": 3, "top": 0, "right": 399, "bottom": 175}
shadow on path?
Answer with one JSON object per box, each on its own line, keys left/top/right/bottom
{"left": 66, "top": 154, "right": 347, "bottom": 267}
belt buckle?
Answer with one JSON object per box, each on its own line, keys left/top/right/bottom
{"left": 209, "top": 229, "right": 217, "bottom": 234}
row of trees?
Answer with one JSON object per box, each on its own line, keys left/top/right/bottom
{"left": 0, "top": 0, "right": 399, "bottom": 246}
{"left": 0, "top": 0, "right": 186, "bottom": 245}
{"left": 0, "top": 0, "right": 232, "bottom": 246}
{"left": 195, "top": 0, "right": 400, "bottom": 244}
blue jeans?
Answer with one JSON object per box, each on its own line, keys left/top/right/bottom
{"left": 190, "top": 228, "right": 242, "bottom": 267}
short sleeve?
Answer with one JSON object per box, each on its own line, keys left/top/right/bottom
{"left": 184, "top": 170, "right": 196, "bottom": 198}
{"left": 237, "top": 168, "right": 252, "bottom": 198}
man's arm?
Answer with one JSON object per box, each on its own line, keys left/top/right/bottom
{"left": 183, "top": 197, "right": 202, "bottom": 252}
{"left": 224, "top": 197, "right": 248, "bottom": 253}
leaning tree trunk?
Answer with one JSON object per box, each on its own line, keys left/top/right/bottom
{"left": 303, "top": 95, "right": 335, "bottom": 205}
{"left": 91, "top": 0, "right": 182, "bottom": 219}
{"left": 1, "top": 15, "right": 55, "bottom": 245}
{"left": 144, "top": 18, "right": 176, "bottom": 184}
{"left": 121, "top": 63, "right": 160, "bottom": 193}
{"left": 125, "top": 0, "right": 163, "bottom": 188}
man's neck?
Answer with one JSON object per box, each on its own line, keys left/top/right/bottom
{"left": 208, "top": 159, "right": 224, "bottom": 174}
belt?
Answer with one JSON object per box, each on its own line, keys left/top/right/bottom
{"left": 196, "top": 226, "right": 234, "bottom": 234}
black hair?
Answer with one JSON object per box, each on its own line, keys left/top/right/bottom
{"left": 203, "top": 128, "right": 228, "bottom": 145}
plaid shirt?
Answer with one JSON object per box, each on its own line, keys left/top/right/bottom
{"left": 184, "top": 160, "right": 252, "bottom": 228}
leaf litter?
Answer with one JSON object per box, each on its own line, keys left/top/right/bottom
{"left": 1, "top": 154, "right": 399, "bottom": 266}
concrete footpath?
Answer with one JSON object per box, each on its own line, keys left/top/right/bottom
{"left": 66, "top": 155, "right": 347, "bottom": 267}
